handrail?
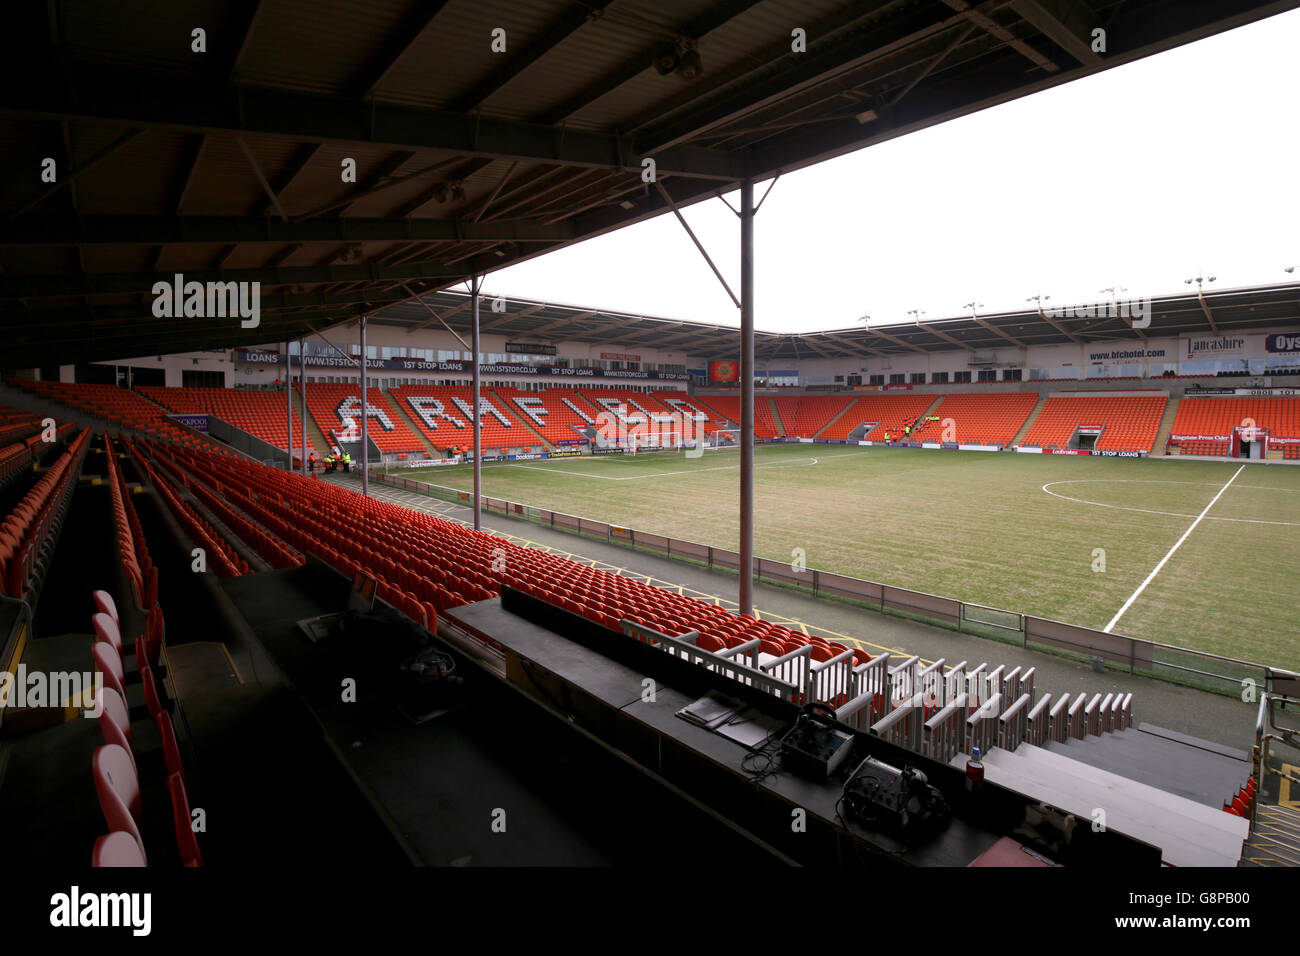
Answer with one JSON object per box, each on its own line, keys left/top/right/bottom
{"left": 1049, "top": 693, "right": 1071, "bottom": 743}
{"left": 967, "top": 691, "right": 1003, "bottom": 756}
{"left": 1026, "top": 693, "right": 1052, "bottom": 747}
{"left": 923, "top": 692, "right": 969, "bottom": 762}
{"left": 998, "top": 692, "right": 1032, "bottom": 752}
{"left": 1253, "top": 692, "right": 1300, "bottom": 823}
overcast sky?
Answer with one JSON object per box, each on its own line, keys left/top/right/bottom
{"left": 485, "top": 8, "right": 1300, "bottom": 334}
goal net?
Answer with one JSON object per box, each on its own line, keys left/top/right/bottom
{"left": 710, "top": 428, "right": 741, "bottom": 449}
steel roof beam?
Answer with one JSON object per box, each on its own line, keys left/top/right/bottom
{"left": 0, "top": 214, "right": 577, "bottom": 246}
{"left": 0, "top": 252, "right": 502, "bottom": 299}
{"left": 2, "top": 61, "right": 741, "bottom": 180}
{"left": 1008, "top": 0, "right": 1102, "bottom": 66}
{"left": 344, "top": 1, "right": 454, "bottom": 97}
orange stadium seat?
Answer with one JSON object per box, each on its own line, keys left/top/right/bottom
{"left": 694, "top": 395, "right": 782, "bottom": 437}
{"left": 139, "top": 386, "right": 316, "bottom": 453}
{"left": 818, "top": 394, "right": 938, "bottom": 441}
{"left": 1167, "top": 396, "right": 1300, "bottom": 457}
{"left": 769, "top": 395, "right": 857, "bottom": 438}
{"left": 909, "top": 393, "right": 1038, "bottom": 446}
{"left": 390, "top": 384, "right": 536, "bottom": 452}
{"left": 1020, "top": 394, "right": 1167, "bottom": 453}
{"left": 302, "top": 385, "right": 424, "bottom": 454}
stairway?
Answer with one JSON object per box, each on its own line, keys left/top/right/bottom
{"left": 961, "top": 740, "right": 1249, "bottom": 867}
{"left": 767, "top": 398, "right": 786, "bottom": 437}
{"left": 813, "top": 397, "right": 858, "bottom": 438}
{"left": 1241, "top": 804, "right": 1300, "bottom": 866}
{"left": 1010, "top": 393, "right": 1049, "bottom": 446}
{"left": 291, "top": 390, "right": 331, "bottom": 453}
{"left": 1152, "top": 394, "right": 1181, "bottom": 455}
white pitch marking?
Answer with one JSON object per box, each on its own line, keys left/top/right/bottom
{"left": 1041, "top": 479, "right": 1300, "bottom": 527}
{"left": 1103, "top": 465, "right": 1247, "bottom": 633}
{"left": 498, "top": 451, "right": 861, "bottom": 481}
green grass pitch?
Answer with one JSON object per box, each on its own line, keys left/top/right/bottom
{"left": 392, "top": 445, "right": 1300, "bottom": 671}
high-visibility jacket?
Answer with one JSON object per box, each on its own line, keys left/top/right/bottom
{"left": 343, "top": 453, "right": 351, "bottom": 463}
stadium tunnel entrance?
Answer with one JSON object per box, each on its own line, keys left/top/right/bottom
{"left": 1232, "top": 425, "right": 1267, "bottom": 459}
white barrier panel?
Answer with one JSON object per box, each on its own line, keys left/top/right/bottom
{"left": 1016, "top": 446, "right": 1044, "bottom": 453}
{"left": 959, "top": 444, "right": 1002, "bottom": 451}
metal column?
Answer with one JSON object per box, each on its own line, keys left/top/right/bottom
{"left": 360, "top": 315, "right": 369, "bottom": 497}
{"left": 471, "top": 275, "right": 482, "bottom": 531}
{"left": 739, "top": 180, "right": 755, "bottom": 616}
{"left": 298, "top": 338, "right": 307, "bottom": 475}
{"left": 284, "top": 341, "right": 292, "bottom": 470}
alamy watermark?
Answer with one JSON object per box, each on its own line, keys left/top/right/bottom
{"left": 152, "top": 273, "right": 260, "bottom": 328}
{"left": 0, "top": 666, "right": 103, "bottom": 716}
{"left": 1046, "top": 294, "right": 1150, "bottom": 329}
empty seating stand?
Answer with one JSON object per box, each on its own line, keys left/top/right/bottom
{"left": 492, "top": 387, "right": 600, "bottom": 446}
{"left": 140, "top": 386, "right": 316, "bottom": 454}
{"left": 303, "top": 385, "right": 424, "bottom": 454}
{"left": 14, "top": 382, "right": 223, "bottom": 452}
{"left": 770, "top": 395, "right": 855, "bottom": 438}
{"left": 1020, "top": 394, "right": 1167, "bottom": 453}
{"left": 1168, "top": 396, "right": 1300, "bottom": 458}
{"left": 696, "top": 395, "right": 781, "bottom": 438}
{"left": 818, "top": 394, "right": 938, "bottom": 441}
{"left": 390, "top": 385, "right": 533, "bottom": 453}
{"left": 910, "top": 393, "right": 1038, "bottom": 446}
{"left": 0, "top": 427, "right": 91, "bottom": 601}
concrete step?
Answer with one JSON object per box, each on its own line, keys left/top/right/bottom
{"left": 956, "top": 739, "right": 1249, "bottom": 866}
{"left": 768, "top": 397, "right": 785, "bottom": 437}
{"left": 1153, "top": 394, "right": 1181, "bottom": 455}
{"left": 1010, "top": 393, "right": 1050, "bottom": 446}
{"left": 812, "top": 397, "right": 859, "bottom": 439}
{"left": 1242, "top": 804, "right": 1300, "bottom": 866}
{"left": 1042, "top": 724, "right": 1250, "bottom": 809}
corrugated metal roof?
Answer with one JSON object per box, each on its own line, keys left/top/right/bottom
{"left": 1, "top": 0, "right": 1293, "bottom": 366}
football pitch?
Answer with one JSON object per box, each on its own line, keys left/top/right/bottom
{"left": 394, "top": 445, "right": 1300, "bottom": 671}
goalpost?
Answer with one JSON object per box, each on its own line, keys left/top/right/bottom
{"left": 710, "top": 428, "right": 741, "bottom": 449}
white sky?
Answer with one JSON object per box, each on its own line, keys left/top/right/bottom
{"left": 486, "top": 8, "right": 1300, "bottom": 334}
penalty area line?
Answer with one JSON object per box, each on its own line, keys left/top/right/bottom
{"left": 1103, "top": 464, "right": 1245, "bottom": 634}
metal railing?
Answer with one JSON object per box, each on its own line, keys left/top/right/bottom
{"left": 1049, "top": 693, "right": 1072, "bottom": 743}
{"left": 620, "top": 619, "right": 801, "bottom": 703}
{"left": 923, "top": 693, "right": 969, "bottom": 763}
{"left": 967, "top": 692, "right": 1003, "bottom": 756}
{"left": 1252, "top": 691, "right": 1300, "bottom": 822}
{"left": 373, "top": 470, "right": 1292, "bottom": 699}
{"left": 1026, "top": 693, "right": 1053, "bottom": 748}
{"left": 998, "top": 693, "right": 1032, "bottom": 752}
{"left": 871, "top": 694, "right": 921, "bottom": 752}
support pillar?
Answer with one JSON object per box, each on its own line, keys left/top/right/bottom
{"left": 284, "top": 341, "right": 292, "bottom": 470}
{"left": 471, "top": 275, "right": 482, "bottom": 531}
{"left": 298, "top": 338, "right": 307, "bottom": 475}
{"left": 360, "top": 315, "right": 369, "bottom": 496}
{"left": 740, "top": 180, "right": 755, "bottom": 615}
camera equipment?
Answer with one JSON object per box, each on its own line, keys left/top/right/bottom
{"left": 779, "top": 702, "right": 856, "bottom": 777}
{"left": 841, "top": 755, "right": 950, "bottom": 834}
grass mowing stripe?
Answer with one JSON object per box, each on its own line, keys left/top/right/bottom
{"left": 1103, "top": 464, "right": 1246, "bottom": 634}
